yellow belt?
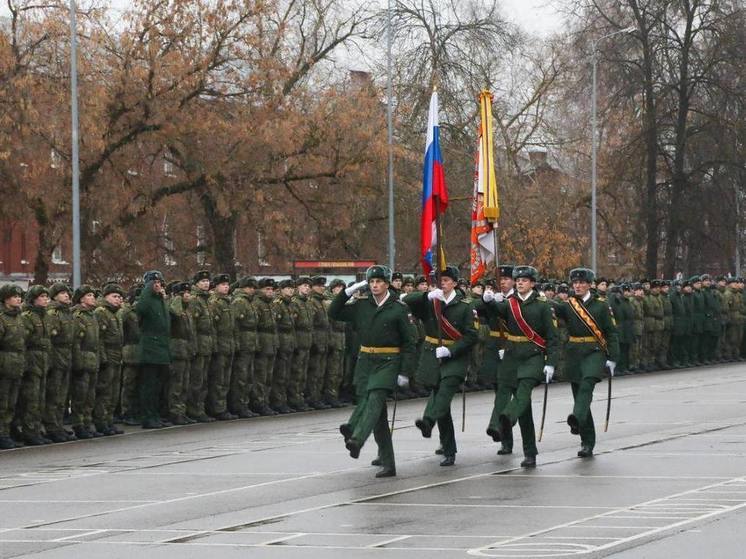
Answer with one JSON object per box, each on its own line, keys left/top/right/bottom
{"left": 489, "top": 331, "right": 505, "bottom": 338}
{"left": 359, "top": 346, "right": 401, "bottom": 354}
{"left": 506, "top": 333, "right": 530, "bottom": 343}
{"left": 425, "top": 336, "right": 455, "bottom": 346}
{"left": 569, "top": 336, "right": 597, "bottom": 343}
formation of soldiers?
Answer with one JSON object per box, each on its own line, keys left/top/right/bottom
{"left": 0, "top": 267, "right": 742, "bottom": 455}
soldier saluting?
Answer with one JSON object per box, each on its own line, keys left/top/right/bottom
{"left": 330, "top": 265, "right": 416, "bottom": 478}
{"left": 403, "top": 265, "right": 478, "bottom": 467}
{"left": 554, "top": 268, "right": 619, "bottom": 458}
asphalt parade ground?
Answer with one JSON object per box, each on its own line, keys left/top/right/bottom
{"left": 1, "top": 366, "right": 745, "bottom": 558}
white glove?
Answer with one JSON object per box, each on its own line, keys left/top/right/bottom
{"left": 428, "top": 288, "right": 446, "bottom": 302}
{"left": 397, "top": 374, "right": 409, "bottom": 387}
{"left": 435, "top": 346, "right": 451, "bottom": 359}
{"left": 482, "top": 290, "right": 495, "bottom": 303}
{"left": 606, "top": 360, "right": 616, "bottom": 377}
{"left": 345, "top": 280, "right": 368, "bottom": 297}
{"left": 544, "top": 365, "right": 555, "bottom": 383}
{"left": 498, "top": 349, "right": 505, "bottom": 360}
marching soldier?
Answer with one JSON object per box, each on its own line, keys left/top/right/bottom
{"left": 229, "top": 277, "right": 260, "bottom": 418}
{"left": 93, "top": 283, "right": 125, "bottom": 435}
{"left": 331, "top": 265, "right": 416, "bottom": 478}
{"left": 306, "top": 276, "right": 331, "bottom": 409}
{"left": 0, "top": 285, "right": 26, "bottom": 449}
{"left": 482, "top": 266, "right": 557, "bottom": 467}
{"left": 71, "top": 285, "right": 101, "bottom": 439}
{"left": 289, "top": 277, "right": 313, "bottom": 411}
{"left": 207, "top": 274, "right": 236, "bottom": 420}
{"left": 167, "top": 282, "right": 196, "bottom": 425}
{"left": 252, "top": 278, "right": 279, "bottom": 416}
{"left": 403, "top": 266, "right": 478, "bottom": 467}
{"left": 270, "top": 279, "right": 296, "bottom": 414}
{"left": 16, "top": 285, "right": 52, "bottom": 445}
{"left": 43, "top": 284, "right": 75, "bottom": 442}
{"left": 324, "top": 279, "right": 348, "bottom": 407}
{"left": 187, "top": 271, "right": 216, "bottom": 423}
{"left": 554, "top": 268, "right": 619, "bottom": 458}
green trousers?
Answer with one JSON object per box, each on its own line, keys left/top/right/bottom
{"left": 17, "top": 367, "right": 46, "bottom": 435}
{"left": 70, "top": 368, "right": 97, "bottom": 428}
{"left": 207, "top": 352, "right": 233, "bottom": 416}
{"left": 288, "top": 348, "right": 310, "bottom": 407}
{"left": 120, "top": 362, "right": 140, "bottom": 419}
{"left": 270, "top": 350, "right": 292, "bottom": 407}
{"left": 228, "top": 350, "right": 254, "bottom": 414}
{"left": 0, "top": 372, "right": 21, "bottom": 437}
{"left": 43, "top": 365, "right": 71, "bottom": 435}
{"left": 350, "top": 388, "right": 395, "bottom": 469}
{"left": 323, "top": 348, "right": 344, "bottom": 401}
{"left": 488, "top": 383, "right": 513, "bottom": 449}
{"left": 498, "top": 377, "right": 539, "bottom": 457}
{"left": 305, "top": 344, "right": 327, "bottom": 402}
{"left": 94, "top": 361, "right": 121, "bottom": 427}
{"left": 252, "top": 351, "right": 275, "bottom": 408}
{"left": 423, "top": 375, "right": 461, "bottom": 457}
{"left": 167, "top": 359, "right": 190, "bottom": 417}
{"left": 187, "top": 354, "right": 210, "bottom": 418}
{"left": 138, "top": 364, "right": 165, "bottom": 423}
{"left": 571, "top": 377, "right": 599, "bottom": 450}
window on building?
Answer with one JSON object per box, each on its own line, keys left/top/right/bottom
{"left": 52, "top": 246, "right": 68, "bottom": 264}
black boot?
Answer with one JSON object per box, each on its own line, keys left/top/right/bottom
{"left": 440, "top": 455, "right": 455, "bottom": 467}
{"left": 520, "top": 455, "right": 537, "bottom": 468}
{"left": 375, "top": 467, "right": 396, "bottom": 478}
{"left": 486, "top": 427, "right": 501, "bottom": 442}
{"left": 497, "top": 444, "right": 512, "bottom": 455}
{"left": 567, "top": 414, "right": 580, "bottom": 435}
{"left": 339, "top": 423, "right": 353, "bottom": 441}
{"left": 577, "top": 445, "right": 594, "bottom": 458}
{"left": 346, "top": 438, "right": 361, "bottom": 459}
{"left": 415, "top": 417, "right": 433, "bottom": 438}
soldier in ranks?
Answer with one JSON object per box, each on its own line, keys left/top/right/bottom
{"left": 44, "top": 284, "right": 76, "bottom": 442}
{"left": 207, "top": 274, "right": 236, "bottom": 420}
{"left": 93, "top": 283, "right": 125, "bottom": 435}
{"left": 723, "top": 278, "right": 741, "bottom": 361}
{"left": 701, "top": 274, "right": 721, "bottom": 365}
{"left": 402, "top": 276, "right": 415, "bottom": 294}
{"left": 252, "top": 278, "right": 279, "bottom": 416}
{"left": 324, "top": 279, "right": 347, "bottom": 408}
{"left": 659, "top": 281, "right": 673, "bottom": 368}
{"left": 554, "top": 268, "right": 619, "bottom": 458}
{"left": 481, "top": 266, "right": 557, "bottom": 468}
{"left": 167, "top": 282, "right": 196, "bottom": 425}
{"left": 70, "top": 285, "right": 101, "bottom": 439}
{"left": 332, "top": 265, "right": 416, "bottom": 478}
{"left": 404, "top": 266, "right": 478, "bottom": 467}
{"left": 306, "top": 276, "right": 331, "bottom": 410}
{"left": 689, "top": 276, "right": 706, "bottom": 365}
{"left": 188, "top": 270, "right": 216, "bottom": 423}
{"left": 289, "top": 277, "right": 313, "bottom": 412}
{"left": 16, "top": 285, "right": 52, "bottom": 445}
{"left": 119, "top": 284, "right": 142, "bottom": 425}
{"left": 0, "top": 285, "right": 26, "bottom": 449}
{"left": 554, "top": 284, "right": 570, "bottom": 380}
{"left": 670, "top": 280, "right": 689, "bottom": 367}
{"left": 390, "top": 272, "right": 404, "bottom": 295}
{"left": 270, "top": 279, "right": 296, "bottom": 414}
{"left": 229, "top": 277, "right": 260, "bottom": 418}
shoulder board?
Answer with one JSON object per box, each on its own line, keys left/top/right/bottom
{"left": 538, "top": 295, "right": 547, "bottom": 302}
{"left": 395, "top": 300, "right": 408, "bottom": 307}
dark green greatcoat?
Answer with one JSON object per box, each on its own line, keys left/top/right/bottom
{"left": 135, "top": 282, "right": 171, "bottom": 365}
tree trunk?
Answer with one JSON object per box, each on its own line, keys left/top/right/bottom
{"left": 31, "top": 199, "right": 53, "bottom": 285}
{"left": 200, "top": 189, "right": 238, "bottom": 279}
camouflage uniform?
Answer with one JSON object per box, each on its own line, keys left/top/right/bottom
{"left": 93, "top": 292, "right": 124, "bottom": 433}
{"left": 0, "top": 287, "right": 26, "bottom": 447}
{"left": 289, "top": 290, "right": 313, "bottom": 410}
{"left": 230, "top": 285, "right": 259, "bottom": 417}
{"left": 629, "top": 293, "right": 644, "bottom": 371}
{"left": 306, "top": 288, "right": 330, "bottom": 407}
{"left": 44, "top": 295, "right": 75, "bottom": 440}
{"left": 188, "top": 283, "right": 215, "bottom": 420}
{"left": 206, "top": 284, "right": 235, "bottom": 418}
{"left": 324, "top": 292, "right": 347, "bottom": 406}
{"left": 252, "top": 283, "right": 278, "bottom": 414}
{"left": 17, "top": 292, "right": 51, "bottom": 442}
{"left": 71, "top": 294, "right": 101, "bottom": 434}
{"left": 168, "top": 289, "right": 194, "bottom": 422}
{"left": 270, "top": 287, "right": 295, "bottom": 412}
{"left": 119, "top": 300, "right": 141, "bottom": 422}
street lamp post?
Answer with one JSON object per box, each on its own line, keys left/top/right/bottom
{"left": 386, "top": 0, "right": 395, "bottom": 270}
{"left": 70, "top": 0, "right": 81, "bottom": 288}
{"left": 591, "top": 26, "right": 635, "bottom": 273}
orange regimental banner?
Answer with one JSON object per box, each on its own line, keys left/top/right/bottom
{"left": 293, "top": 260, "right": 377, "bottom": 269}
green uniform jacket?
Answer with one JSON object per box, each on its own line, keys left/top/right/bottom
{"left": 670, "top": 291, "right": 689, "bottom": 336}
{"left": 486, "top": 291, "right": 558, "bottom": 382}
{"left": 609, "top": 294, "right": 633, "bottom": 344}
{"left": 72, "top": 305, "right": 100, "bottom": 372}
{"left": 272, "top": 296, "right": 296, "bottom": 353}
{"left": 660, "top": 292, "right": 673, "bottom": 331}
{"left": 47, "top": 301, "right": 74, "bottom": 371}
{"left": 209, "top": 293, "right": 235, "bottom": 355}
{"left": 0, "top": 306, "right": 25, "bottom": 378}
{"left": 703, "top": 287, "right": 721, "bottom": 334}
{"left": 290, "top": 294, "right": 313, "bottom": 350}
{"left": 232, "top": 292, "right": 258, "bottom": 353}
{"left": 135, "top": 282, "right": 171, "bottom": 365}
{"left": 724, "top": 288, "right": 740, "bottom": 324}
{"left": 643, "top": 292, "right": 664, "bottom": 332}
{"left": 554, "top": 294, "right": 620, "bottom": 381}
{"left": 691, "top": 289, "right": 705, "bottom": 334}
{"left": 309, "top": 292, "right": 330, "bottom": 351}
{"left": 169, "top": 296, "right": 195, "bottom": 361}
{"left": 94, "top": 303, "right": 123, "bottom": 365}
{"left": 403, "top": 290, "right": 478, "bottom": 386}
{"left": 119, "top": 304, "right": 140, "bottom": 365}
{"left": 22, "top": 305, "right": 50, "bottom": 377}
{"left": 630, "top": 297, "right": 644, "bottom": 337}
{"left": 191, "top": 289, "right": 215, "bottom": 356}
{"left": 327, "top": 297, "right": 346, "bottom": 352}
{"left": 329, "top": 290, "right": 416, "bottom": 392}
{"left": 254, "top": 292, "right": 278, "bottom": 355}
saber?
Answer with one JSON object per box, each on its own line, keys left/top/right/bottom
{"left": 538, "top": 380, "right": 549, "bottom": 442}
{"left": 461, "top": 380, "right": 466, "bottom": 432}
{"left": 604, "top": 367, "right": 612, "bottom": 432}
{"left": 390, "top": 387, "right": 398, "bottom": 435}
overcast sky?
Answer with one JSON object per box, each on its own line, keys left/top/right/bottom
{"left": 2, "top": 0, "right": 564, "bottom": 36}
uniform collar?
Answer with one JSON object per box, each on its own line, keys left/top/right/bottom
{"left": 374, "top": 290, "right": 391, "bottom": 308}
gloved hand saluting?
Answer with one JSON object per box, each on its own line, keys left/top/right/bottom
{"left": 397, "top": 375, "right": 409, "bottom": 387}
{"left": 345, "top": 280, "right": 368, "bottom": 297}
{"left": 428, "top": 288, "right": 446, "bottom": 302}
{"left": 435, "top": 346, "right": 451, "bottom": 359}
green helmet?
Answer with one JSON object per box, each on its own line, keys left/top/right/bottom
{"left": 0, "top": 284, "right": 23, "bottom": 302}
{"left": 25, "top": 284, "right": 49, "bottom": 303}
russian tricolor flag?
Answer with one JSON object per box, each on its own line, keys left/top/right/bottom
{"left": 421, "top": 90, "right": 448, "bottom": 275}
